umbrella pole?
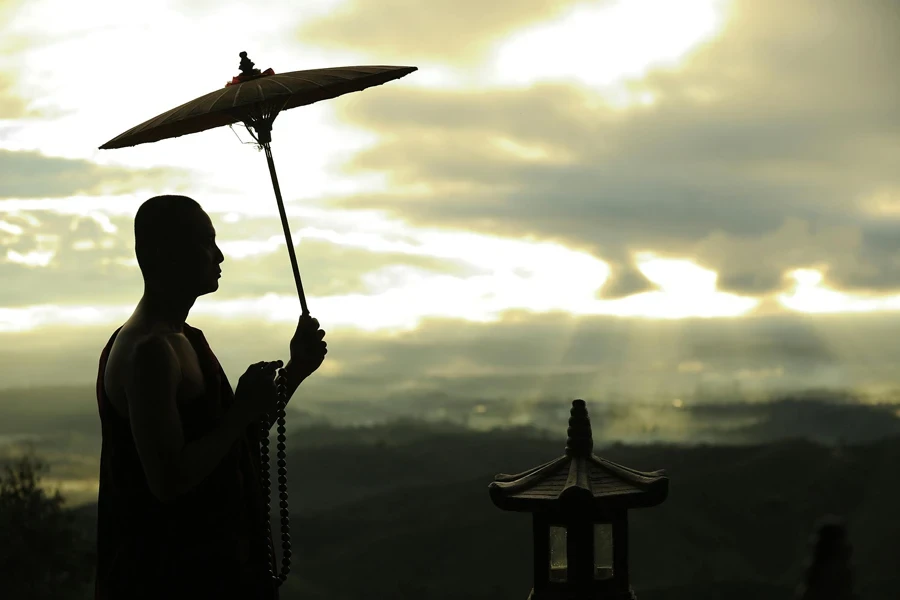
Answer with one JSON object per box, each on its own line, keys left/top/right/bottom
{"left": 261, "top": 141, "right": 310, "bottom": 317}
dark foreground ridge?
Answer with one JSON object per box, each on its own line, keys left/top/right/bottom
{"left": 45, "top": 426, "right": 899, "bottom": 600}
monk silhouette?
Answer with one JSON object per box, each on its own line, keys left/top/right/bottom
{"left": 94, "top": 195, "right": 326, "bottom": 599}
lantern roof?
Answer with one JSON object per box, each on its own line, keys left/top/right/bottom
{"left": 488, "top": 399, "right": 668, "bottom": 513}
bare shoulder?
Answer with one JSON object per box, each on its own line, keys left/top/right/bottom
{"left": 111, "top": 323, "right": 170, "bottom": 369}
{"left": 124, "top": 326, "right": 181, "bottom": 378}
{"left": 105, "top": 323, "right": 181, "bottom": 416}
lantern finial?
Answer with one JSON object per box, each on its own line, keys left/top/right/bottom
{"left": 565, "top": 399, "right": 593, "bottom": 457}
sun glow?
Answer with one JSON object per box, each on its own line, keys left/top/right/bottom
{"left": 0, "top": 232, "right": 762, "bottom": 333}
{"left": 601, "top": 253, "right": 758, "bottom": 318}
{"left": 6, "top": 249, "right": 55, "bottom": 267}
{"left": 490, "top": 0, "right": 730, "bottom": 96}
{"left": 778, "top": 269, "right": 900, "bottom": 313}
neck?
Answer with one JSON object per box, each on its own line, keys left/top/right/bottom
{"left": 136, "top": 283, "right": 197, "bottom": 333}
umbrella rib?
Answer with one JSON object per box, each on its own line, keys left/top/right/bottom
{"left": 152, "top": 91, "right": 219, "bottom": 130}
{"left": 168, "top": 90, "right": 219, "bottom": 124}
{"left": 273, "top": 74, "right": 327, "bottom": 90}
{"left": 272, "top": 94, "right": 290, "bottom": 119}
{"left": 267, "top": 79, "right": 293, "bottom": 94}
{"left": 204, "top": 87, "right": 235, "bottom": 114}
{"left": 140, "top": 99, "right": 194, "bottom": 131}
{"left": 259, "top": 81, "right": 283, "bottom": 118}
{"left": 254, "top": 82, "right": 265, "bottom": 119}
{"left": 255, "top": 82, "right": 274, "bottom": 120}
{"left": 327, "top": 68, "right": 360, "bottom": 80}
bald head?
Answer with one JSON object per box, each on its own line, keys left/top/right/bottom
{"left": 134, "top": 195, "right": 221, "bottom": 290}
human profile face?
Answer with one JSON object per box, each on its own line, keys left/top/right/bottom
{"left": 153, "top": 208, "right": 224, "bottom": 297}
{"left": 189, "top": 210, "right": 225, "bottom": 296}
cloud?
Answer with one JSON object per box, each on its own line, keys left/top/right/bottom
{"left": 3, "top": 308, "right": 892, "bottom": 400}
{"left": 294, "top": 0, "right": 592, "bottom": 66}
{"left": 227, "top": 237, "right": 480, "bottom": 298}
{"left": 596, "top": 261, "right": 657, "bottom": 299}
{"left": 0, "top": 149, "right": 193, "bottom": 199}
{"left": 323, "top": 0, "right": 900, "bottom": 297}
{"left": 693, "top": 218, "right": 864, "bottom": 295}
{"left": 0, "top": 211, "right": 139, "bottom": 306}
{"left": 0, "top": 71, "right": 33, "bottom": 119}
{"left": 0, "top": 0, "right": 73, "bottom": 121}
{"left": 0, "top": 210, "right": 480, "bottom": 307}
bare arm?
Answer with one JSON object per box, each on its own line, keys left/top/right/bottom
{"left": 126, "top": 336, "right": 251, "bottom": 504}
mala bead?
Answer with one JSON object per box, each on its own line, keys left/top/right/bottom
{"left": 259, "top": 368, "right": 291, "bottom": 586}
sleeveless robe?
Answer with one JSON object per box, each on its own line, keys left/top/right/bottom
{"left": 93, "top": 324, "right": 279, "bottom": 599}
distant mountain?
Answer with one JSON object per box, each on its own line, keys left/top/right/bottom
{"left": 5, "top": 382, "right": 900, "bottom": 453}
{"left": 70, "top": 429, "right": 900, "bottom": 599}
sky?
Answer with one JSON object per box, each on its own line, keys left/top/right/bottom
{"left": 1, "top": 0, "right": 900, "bottom": 403}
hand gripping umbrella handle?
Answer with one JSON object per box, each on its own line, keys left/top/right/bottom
{"left": 262, "top": 142, "right": 310, "bottom": 317}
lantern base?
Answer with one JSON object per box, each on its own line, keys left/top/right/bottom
{"left": 527, "top": 587, "right": 637, "bottom": 600}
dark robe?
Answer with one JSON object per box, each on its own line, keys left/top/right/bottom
{"left": 94, "top": 323, "right": 279, "bottom": 600}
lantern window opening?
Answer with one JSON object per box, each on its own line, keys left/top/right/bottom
{"left": 548, "top": 525, "right": 568, "bottom": 582}
{"left": 594, "top": 522, "right": 615, "bottom": 581}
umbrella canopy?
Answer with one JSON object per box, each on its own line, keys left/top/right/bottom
{"left": 99, "top": 64, "right": 417, "bottom": 149}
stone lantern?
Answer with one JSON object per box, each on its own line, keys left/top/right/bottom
{"left": 488, "top": 399, "right": 668, "bottom": 600}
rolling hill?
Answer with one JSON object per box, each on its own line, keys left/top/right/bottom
{"left": 65, "top": 425, "right": 900, "bottom": 599}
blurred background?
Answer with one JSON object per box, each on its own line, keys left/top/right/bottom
{"left": 1, "top": 0, "right": 899, "bottom": 597}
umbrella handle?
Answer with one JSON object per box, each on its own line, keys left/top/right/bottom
{"left": 260, "top": 138, "right": 302, "bottom": 588}
{"left": 262, "top": 142, "right": 310, "bottom": 317}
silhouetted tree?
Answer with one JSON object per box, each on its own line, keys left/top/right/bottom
{"left": 796, "top": 516, "right": 856, "bottom": 600}
{"left": 0, "top": 448, "right": 93, "bottom": 600}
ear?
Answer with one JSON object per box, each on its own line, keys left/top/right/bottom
{"left": 150, "top": 246, "right": 165, "bottom": 267}
{"left": 150, "top": 245, "right": 179, "bottom": 271}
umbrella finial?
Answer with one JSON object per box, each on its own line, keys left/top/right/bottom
{"left": 239, "top": 51, "right": 260, "bottom": 77}
{"left": 225, "top": 51, "right": 275, "bottom": 87}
